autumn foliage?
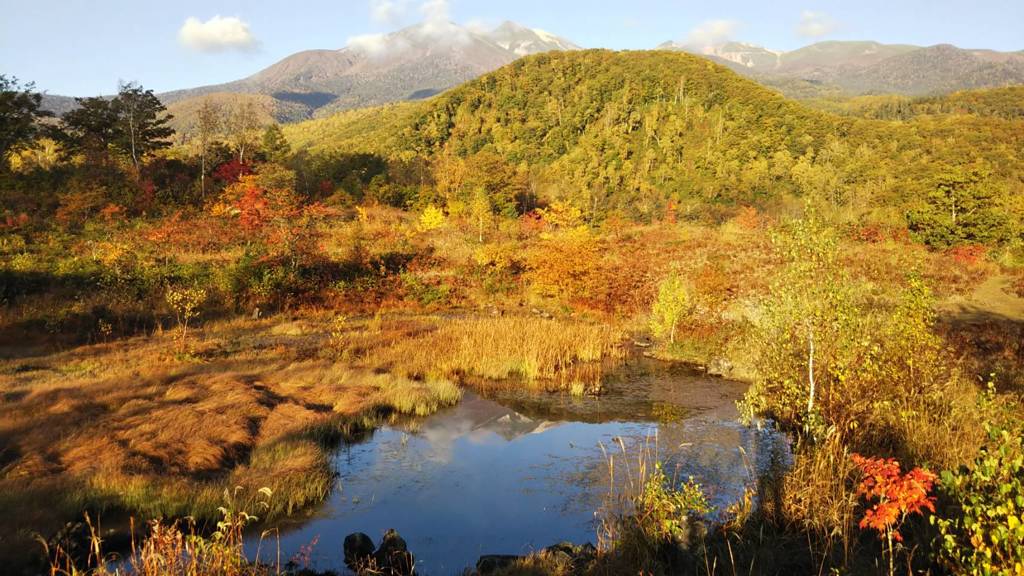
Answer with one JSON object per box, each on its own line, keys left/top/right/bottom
{"left": 212, "top": 159, "right": 253, "bottom": 184}
{"left": 851, "top": 453, "right": 936, "bottom": 542}
{"left": 947, "top": 244, "right": 988, "bottom": 267}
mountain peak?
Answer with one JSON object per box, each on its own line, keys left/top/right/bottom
{"left": 485, "top": 21, "right": 580, "bottom": 55}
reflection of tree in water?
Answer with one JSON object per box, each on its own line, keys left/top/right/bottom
{"left": 537, "top": 423, "right": 658, "bottom": 519}
{"left": 592, "top": 419, "right": 793, "bottom": 524}
{"left": 456, "top": 357, "right": 792, "bottom": 522}
{"left": 477, "top": 356, "right": 749, "bottom": 425}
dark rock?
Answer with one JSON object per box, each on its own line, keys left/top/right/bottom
{"left": 576, "top": 542, "right": 597, "bottom": 558}
{"left": 343, "top": 532, "right": 375, "bottom": 571}
{"left": 540, "top": 546, "right": 573, "bottom": 569}
{"left": 375, "top": 528, "right": 415, "bottom": 575}
{"left": 689, "top": 519, "right": 708, "bottom": 544}
{"left": 476, "top": 554, "right": 522, "bottom": 574}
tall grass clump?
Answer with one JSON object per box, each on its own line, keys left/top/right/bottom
{"left": 377, "top": 375, "right": 462, "bottom": 416}
{"left": 596, "top": 436, "right": 712, "bottom": 573}
{"left": 45, "top": 488, "right": 280, "bottom": 576}
{"left": 369, "top": 315, "right": 623, "bottom": 385}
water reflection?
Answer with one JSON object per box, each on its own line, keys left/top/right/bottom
{"left": 247, "top": 360, "right": 789, "bottom": 575}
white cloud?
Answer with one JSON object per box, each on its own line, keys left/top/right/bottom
{"left": 370, "top": 0, "right": 410, "bottom": 25}
{"left": 347, "top": 32, "right": 407, "bottom": 55}
{"left": 463, "top": 18, "right": 493, "bottom": 35}
{"left": 797, "top": 10, "right": 837, "bottom": 38}
{"left": 349, "top": 0, "right": 472, "bottom": 55}
{"left": 178, "top": 16, "right": 258, "bottom": 52}
{"left": 418, "top": 0, "right": 456, "bottom": 36}
{"left": 415, "top": 0, "right": 472, "bottom": 43}
{"left": 684, "top": 19, "right": 739, "bottom": 53}
{"left": 419, "top": 0, "right": 450, "bottom": 24}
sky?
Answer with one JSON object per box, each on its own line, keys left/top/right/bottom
{"left": 1, "top": 0, "right": 1022, "bottom": 97}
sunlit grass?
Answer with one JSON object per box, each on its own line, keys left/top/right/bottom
{"left": 378, "top": 376, "right": 462, "bottom": 416}
{"left": 360, "top": 315, "right": 624, "bottom": 385}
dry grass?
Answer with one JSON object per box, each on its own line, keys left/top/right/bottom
{"left": 353, "top": 315, "right": 624, "bottom": 386}
{"left": 0, "top": 314, "right": 471, "bottom": 570}
{"left": 46, "top": 500, "right": 286, "bottom": 576}
{"left": 0, "top": 308, "right": 623, "bottom": 570}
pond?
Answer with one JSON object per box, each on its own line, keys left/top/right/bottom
{"left": 246, "top": 359, "right": 790, "bottom": 575}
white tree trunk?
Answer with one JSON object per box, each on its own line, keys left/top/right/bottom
{"left": 807, "top": 325, "right": 816, "bottom": 417}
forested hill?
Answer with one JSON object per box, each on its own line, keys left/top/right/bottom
{"left": 284, "top": 49, "right": 1024, "bottom": 228}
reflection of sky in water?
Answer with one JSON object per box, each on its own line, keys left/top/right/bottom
{"left": 246, "top": 374, "right": 789, "bottom": 576}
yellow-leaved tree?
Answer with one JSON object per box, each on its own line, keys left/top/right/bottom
{"left": 417, "top": 204, "right": 446, "bottom": 232}
{"left": 650, "top": 271, "right": 693, "bottom": 345}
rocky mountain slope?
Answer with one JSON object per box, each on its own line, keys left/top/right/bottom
{"left": 159, "top": 21, "right": 579, "bottom": 121}
{"left": 660, "top": 40, "right": 1024, "bottom": 96}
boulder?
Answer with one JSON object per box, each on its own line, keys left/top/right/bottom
{"left": 476, "top": 554, "right": 522, "bottom": 574}
{"left": 539, "top": 543, "right": 574, "bottom": 569}
{"left": 375, "top": 528, "right": 415, "bottom": 575}
{"left": 707, "top": 357, "right": 733, "bottom": 377}
{"left": 343, "top": 532, "right": 376, "bottom": 571}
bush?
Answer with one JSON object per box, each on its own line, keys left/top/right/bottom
{"left": 634, "top": 463, "right": 711, "bottom": 546}
{"left": 932, "top": 423, "right": 1024, "bottom": 575}
{"left": 649, "top": 270, "right": 694, "bottom": 345}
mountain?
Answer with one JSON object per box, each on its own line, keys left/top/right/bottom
{"left": 284, "top": 49, "right": 844, "bottom": 213}
{"left": 836, "top": 44, "right": 1024, "bottom": 95}
{"left": 487, "top": 21, "right": 581, "bottom": 56}
{"left": 159, "top": 21, "right": 579, "bottom": 123}
{"left": 778, "top": 41, "right": 919, "bottom": 74}
{"left": 282, "top": 49, "right": 1023, "bottom": 220}
{"left": 660, "top": 40, "right": 1024, "bottom": 96}
{"left": 657, "top": 41, "right": 783, "bottom": 70}
{"left": 39, "top": 94, "right": 81, "bottom": 117}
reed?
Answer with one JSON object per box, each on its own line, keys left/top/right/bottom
{"left": 45, "top": 490, "right": 285, "bottom": 576}
{"left": 363, "top": 315, "right": 624, "bottom": 387}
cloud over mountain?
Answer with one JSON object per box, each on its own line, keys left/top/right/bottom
{"left": 797, "top": 11, "right": 837, "bottom": 38}
{"left": 178, "top": 16, "right": 258, "bottom": 53}
{"left": 684, "top": 20, "right": 739, "bottom": 53}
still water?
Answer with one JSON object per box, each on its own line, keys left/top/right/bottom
{"left": 247, "top": 361, "right": 790, "bottom": 575}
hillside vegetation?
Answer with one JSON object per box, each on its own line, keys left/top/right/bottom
{"left": 2, "top": 51, "right": 1024, "bottom": 575}
{"left": 284, "top": 50, "right": 1024, "bottom": 243}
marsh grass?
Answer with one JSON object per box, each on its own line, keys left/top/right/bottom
{"left": 594, "top": 434, "right": 710, "bottom": 573}
{"left": 44, "top": 490, "right": 292, "bottom": 576}
{"left": 377, "top": 376, "right": 462, "bottom": 416}
{"left": 0, "top": 314, "right": 479, "bottom": 572}
{"left": 358, "top": 315, "right": 624, "bottom": 387}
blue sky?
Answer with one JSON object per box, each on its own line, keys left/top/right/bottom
{"left": 1, "top": 0, "right": 1021, "bottom": 96}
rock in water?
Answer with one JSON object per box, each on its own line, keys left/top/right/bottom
{"left": 375, "top": 528, "right": 415, "bottom": 575}
{"left": 476, "top": 554, "right": 522, "bottom": 574}
{"left": 343, "top": 532, "right": 376, "bottom": 571}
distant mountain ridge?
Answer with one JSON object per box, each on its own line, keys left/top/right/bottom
{"left": 659, "top": 39, "right": 1024, "bottom": 96}
{"left": 158, "top": 20, "right": 579, "bottom": 123}
{"left": 39, "top": 25, "right": 1022, "bottom": 129}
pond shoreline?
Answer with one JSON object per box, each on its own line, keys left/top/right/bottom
{"left": 241, "top": 357, "right": 784, "bottom": 575}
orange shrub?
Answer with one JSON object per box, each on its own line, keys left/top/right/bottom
{"left": 851, "top": 454, "right": 937, "bottom": 576}
{"left": 947, "top": 244, "right": 988, "bottom": 266}
{"left": 731, "top": 205, "right": 761, "bottom": 231}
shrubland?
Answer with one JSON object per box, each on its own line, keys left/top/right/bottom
{"left": 1, "top": 51, "right": 1023, "bottom": 574}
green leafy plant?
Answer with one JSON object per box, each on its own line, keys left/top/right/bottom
{"left": 932, "top": 424, "right": 1024, "bottom": 576}
{"left": 635, "top": 462, "right": 711, "bottom": 546}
